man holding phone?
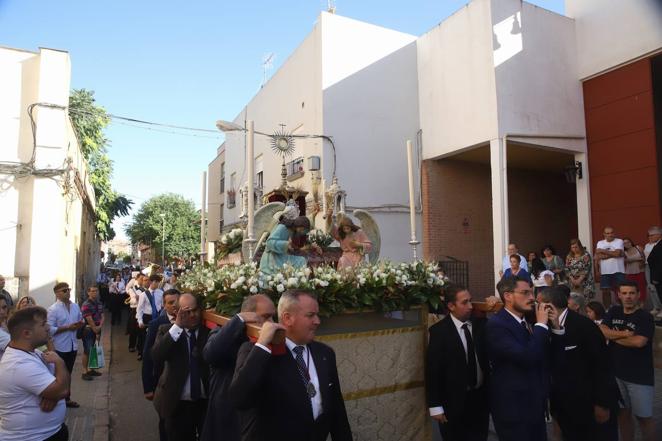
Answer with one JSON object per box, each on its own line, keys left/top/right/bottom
{"left": 486, "top": 276, "right": 562, "bottom": 441}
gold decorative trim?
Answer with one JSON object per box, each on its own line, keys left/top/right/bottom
{"left": 316, "top": 326, "right": 423, "bottom": 342}
{"left": 343, "top": 380, "right": 425, "bottom": 401}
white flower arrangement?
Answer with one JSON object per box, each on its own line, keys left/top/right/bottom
{"left": 179, "top": 259, "right": 445, "bottom": 316}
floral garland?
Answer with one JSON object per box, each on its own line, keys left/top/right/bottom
{"left": 179, "top": 261, "right": 446, "bottom": 317}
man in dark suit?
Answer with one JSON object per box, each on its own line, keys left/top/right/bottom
{"left": 539, "top": 287, "right": 618, "bottom": 441}
{"left": 427, "top": 285, "right": 489, "bottom": 441}
{"left": 201, "top": 294, "right": 275, "bottom": 441}
{"left": 142, "top": 289, "right": 180, "bottom": 441}
{"left": 230, "top": 289, "right": 352, "bottom": 441}
{"left": 152, "top": 293, "right": 210, "bottom": 441}
{"left": 486, "top": 276, "right": 561, "bottom": 441}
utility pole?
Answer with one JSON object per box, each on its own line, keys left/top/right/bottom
{"left": 159, "top": 213, "right": 165, "bottom": 266}
{"left": 200, "top": 171, "right": 207, "bottom": 264}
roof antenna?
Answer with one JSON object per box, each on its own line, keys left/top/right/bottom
{"left": 327, "top": 0, "right": 336, "bottom": 14}
{"left": 261, "top": 52, "right": 274, "bottom": 88}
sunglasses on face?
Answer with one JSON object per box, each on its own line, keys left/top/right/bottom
{"left": 58, "top": 288, "right": 71, "bottom": 293}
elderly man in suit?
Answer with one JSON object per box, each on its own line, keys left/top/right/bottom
{"left": 538, "top": 286, "right": 619, "bottom": 441}
{"left": 152, "top": 293, "right": 210, "bottom": 441}
{"left": 486, "top": 276, "right": 562, "bottom": 441}
{"left": 200, "top": 294, "right": 276, "bottom": 441}
{"left": 427, "top": 285, "right": 489, "bottom": 441}
{"left": 230, "top": 290, "right": 352, "bottom": 441}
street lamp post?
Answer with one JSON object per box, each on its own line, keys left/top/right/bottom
{"left": 159, "top": 213, "right": 166, "bottom": 266}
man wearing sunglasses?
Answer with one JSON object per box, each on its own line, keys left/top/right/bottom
{"left": 487, "top": 276, "right": 563, "bottom": 441}
{"left": 46, "top": 282, "right": 85, "bottom": 408}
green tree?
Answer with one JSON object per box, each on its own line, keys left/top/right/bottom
{"left": 125, "top": 193, "right": 201, "bottom": 261}
{"left": 69, "top": 89, "right": 132, "bottom": 240}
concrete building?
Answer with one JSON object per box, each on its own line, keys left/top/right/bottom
{"left": 211, "top": 11, "right": 422, "bottom": 263}
{"left": 420, "top": 0, "right": 662, "bottom": 296}
{"left": 207, "top": 145, "right": 225, "bottom": 244}
{"left": 208, "top": 1, "right": 662, "bottom": 294}
{"left": 0, "top": 46, "right": 100, "bottom": 306}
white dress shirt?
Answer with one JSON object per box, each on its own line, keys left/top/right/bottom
{"left": 429, "top": 315, "right": 484, "bottom": 417}
{"left": 47, "top": 300, "right": 83, "bottom": 352}
{"left": 125, "top": 280, "right": 140, "bottom": 308}
{"left": 168, "top": 324, "right": 206, "bottom": 400}
{"left": 255, "top": 338, "right": 323, "bottom": 419}
{"left": 136, "top": 289, "right": 163, "bottom": 326}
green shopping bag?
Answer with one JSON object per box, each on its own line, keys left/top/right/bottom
{"left": 88, "top": 342, "right": 99, "bottom": 369}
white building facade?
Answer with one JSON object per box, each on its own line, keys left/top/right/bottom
{"left": 0, "top": 46, "right": 100, "bottom": 306}
{"left": 214, "top": 12, "right": 422, "bottom": 262}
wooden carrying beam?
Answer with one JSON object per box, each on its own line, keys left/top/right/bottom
{"left": 203, "top": 310, "right": 285, "bottom": 345}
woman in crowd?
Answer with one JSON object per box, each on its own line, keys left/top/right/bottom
{"left": 15, "top": 295, "right": 36, "bottom": 310}
{"left": 585, "top": 301, "right": 606, "bottom": 325}
{"left": 542, "top": 245, "right": 565, "bottom": 282}
{"left": 502, "top": 254, "right": 532, "bottom": 283}
{"left": 623, "top": 237, "right": 647, "bottom": 303}
{"left": 526, "top": 251, "right": 538, "bottom": 273}
{"left": 530, "top": 257, "right": 554, "bottom": 294}
{"left": 564, "top": 238, "right": 595, "bottom": 299}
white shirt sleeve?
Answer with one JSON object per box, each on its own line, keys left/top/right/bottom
{"left": 429, "top": 406, "right": 445, "bottom": 416}
{"left": 136, "top": 292, "right": 145, "bottom": 325}
{"left": 168, "top": 324, "right": 184, "bottom": 341}
{"left": 47, "top": 306, "right": 60, "bottom": 336}
{"left": 255, "top": 343, "right": 271, "bottom": 354}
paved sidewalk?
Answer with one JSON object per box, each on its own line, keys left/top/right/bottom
{"left": 64, "top": 319, "right": 111, "bottom": 441}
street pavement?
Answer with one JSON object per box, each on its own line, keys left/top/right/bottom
{"left": 64, "top": 319, "right": 111, "bottom": 441}
{"left": 108, "top": 313, "right": 160, "bottom": 441}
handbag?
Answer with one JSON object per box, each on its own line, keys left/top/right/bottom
{"left": 88, "top": 342, "right": 99, "bottom": 369}
{"left": 95, "top": 341, "right": 105, "bottom": 368}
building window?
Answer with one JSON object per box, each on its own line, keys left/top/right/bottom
{"left": 220, "top": 162, "right": 225, "bottom": 194}
{"left": 286, "top": 157, "right": 305, "bottom": 180}
{"left": 228, "top": 173, "right": 237, "bottom": 208}
{"left": 256, "top": 171, "right": 264, "bottom": 189}
{"left": 220, "top": 204, "right": 224, "bottom": 231}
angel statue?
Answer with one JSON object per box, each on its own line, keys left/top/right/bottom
{"left": 325, "top": 208, "right": 380, "bottom": 269}
{"left": 258, "top": 203, "right": 311, "bottom": 275}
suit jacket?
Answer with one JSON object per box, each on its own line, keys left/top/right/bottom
{"left": 230, "top": 340, "right": 352, "bottom": 441}
{"left": 200, "top": 316, "right": 248, "bottom": 441}
{"left": 151, "top": 323, "right": 210, "bottom": 419}
{"left": 426, "top": 315, "right": 489, "bottom": 420}
{"left": 647, "top": 240, "right": 662, "bottom": 284}
{"left": 486, "top": 308, "right": 550, "bottom": 424}
{"left": 142, "top": 310, "right": 172, "bottom": 394}
{"left": 549, "top": 310, "right": 619, "bottom": 421}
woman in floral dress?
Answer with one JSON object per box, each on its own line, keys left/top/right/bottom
{"left": 565, "top": 238, "right": 595, "bottom": 299}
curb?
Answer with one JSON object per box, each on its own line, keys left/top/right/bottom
{"left": 93, "top": 319, "right": 112, "bottom": 441}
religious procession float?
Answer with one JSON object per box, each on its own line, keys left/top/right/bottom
{"left": 181, "top": 137, "right": 450, "bottom": 440}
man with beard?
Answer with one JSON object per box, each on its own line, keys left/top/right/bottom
{"left": 0, "top": 307, "right": 71, "bottom": 441}
{"left": 486, "top": 276, "right": 562, "bottom": 441}
{"left": 259, "top": 204, "right": 309, "bottom": 275}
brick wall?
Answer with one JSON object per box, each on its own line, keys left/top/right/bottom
{"left": 584, "top": 58, "right": 661, "bottom": 246}
{"left": 422, "top": 156, "right": 495, "bottom": 298}
{"left": 507, "top": 168, "right": 578, "bottom": 259}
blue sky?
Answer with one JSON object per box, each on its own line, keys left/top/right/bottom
{"left": 0, "top": 0, "right": 564, "bottom": 240}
